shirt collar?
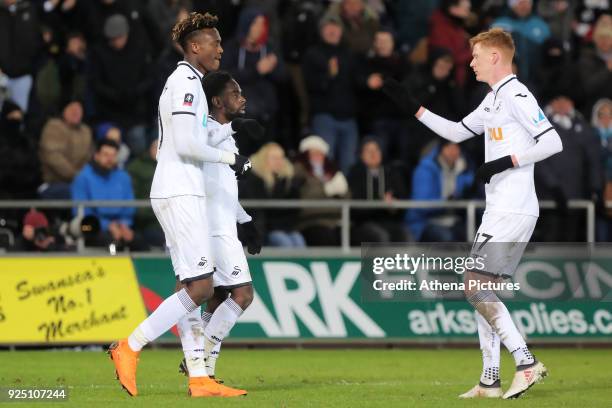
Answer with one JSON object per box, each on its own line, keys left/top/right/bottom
{"left": 491, "top": 74, "right": 516, "bottom": 94}
{"left": 177, "top": 61, "right": 204, "bottom": 80}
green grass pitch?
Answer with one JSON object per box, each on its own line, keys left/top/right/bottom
{"left": 0, "top": 348, "right": 610, "bottom": 407}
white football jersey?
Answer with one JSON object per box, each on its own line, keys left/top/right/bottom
{"left": 150, "top": 62, "right": 209, "bottom": 198}
{"left": 461, "top": 75, "right": 554, "bottom": 217}
{"left": 204, "top": 117, "right": 250, "bottom": 236}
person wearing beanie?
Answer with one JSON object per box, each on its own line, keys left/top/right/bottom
{"left": 293, "top": 135, "right": 350, "bottom": 246}
{"left": 17, "top": 209, "right": 62, "bottom": 251}
{"left": 96, "top": 122, "right": 131, "bottom": 169}
{"left": 89, "top": 13, "right": 153, "bottom": 156}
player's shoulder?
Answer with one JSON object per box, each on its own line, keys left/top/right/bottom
{"left": 500, "top": 78, "right": 538, "bottom": 105}
{"left": 207, "top": 116, "right": 221, "bottom": 129}
{"left": 168, "top": 64, "right": 202, "bottom": 88}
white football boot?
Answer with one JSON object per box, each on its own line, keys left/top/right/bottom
{"left": 503, "top": 360, "right": 548, "bottom": 399}
{"left": 459, "top": 381, "right": 503, "bottom": 398}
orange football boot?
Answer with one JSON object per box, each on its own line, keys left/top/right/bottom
{"left": 108, "top": 339, "right": 140, "bottom": 396}
{"left": 188, "top": 376, "right": 247, "bottom": 397}
{"left": 188, "top": 376, "right": 222, "bottom": 397}
{"left": 216, "top": 381, "right": 247, "bottom": 397}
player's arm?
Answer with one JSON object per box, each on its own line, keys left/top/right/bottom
{"left": 510, "top": 94, "right": 563, "bottom": 167}
{"left": 236, "top": 203, "right": 261, "bottom": 255}
{"left": 382, "top": 78, "right": 482, "bottom": 143}
{"left": 236, "top": 203, "right": 252, "bottom": 224}
{"left": 207, "top": 122, "right": 234, "bottom": 147}
{"left": 170, "top": 80, "right": 235, "bottom": 164}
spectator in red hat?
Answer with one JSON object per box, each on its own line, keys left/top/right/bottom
{"left": 17, "top": 209, "right": 63, "bottom": 251}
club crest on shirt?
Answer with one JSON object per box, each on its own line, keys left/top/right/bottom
{"left": 183, "top": 93, "right": 194, "bottom": 106}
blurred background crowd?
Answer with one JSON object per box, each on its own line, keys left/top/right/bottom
{"left": 0, "top": 0, "right": 611, "bottom": 251}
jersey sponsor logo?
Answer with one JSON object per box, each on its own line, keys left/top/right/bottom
{"left": 183, "top": 93, "right": 194, "bottom": 106}
{"left": 532, "top": 109, "right": 546, "bottom": 124}
{"left": 487, "top": 127, "right": 504, "bottom": 141}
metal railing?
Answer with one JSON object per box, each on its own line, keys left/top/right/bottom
{"left": 0, "top": 199, "right": 606, "bottom": 253}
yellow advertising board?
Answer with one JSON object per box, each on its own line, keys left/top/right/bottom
{"left": 0, "top": 258, "right": 147, "bottom": 343}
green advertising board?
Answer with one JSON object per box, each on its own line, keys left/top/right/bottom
{"left": 132, "top": 255, "right": 612, "bottom": 343}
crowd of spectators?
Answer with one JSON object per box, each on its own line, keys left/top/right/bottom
{"left": 0, "top": 0, "right": 611, "bottom": 250}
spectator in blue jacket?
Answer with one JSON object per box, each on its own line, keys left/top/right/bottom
{"left": 406, "top": 141, "right": 474, "bottom": 242}
{"left": 71, "top": 139, "right": 137, "bottom": 249}
{"left": 492, "top": 0, "right": 550, "bottom": 82}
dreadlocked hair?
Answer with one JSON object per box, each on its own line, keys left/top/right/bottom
{"left": 172, "top": 12, "right": 218, "bottom": 49}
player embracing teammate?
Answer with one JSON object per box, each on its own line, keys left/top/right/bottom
{"left": 176, "top": 70, "right": 264, "bottom": 388}
{"left": 383, "top": 28, "right": 562, "bottom": 399}
{"left": 108, "top": 12, "right": 261, "bottom": 398}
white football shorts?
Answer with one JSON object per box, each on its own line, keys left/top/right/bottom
{"left": 470, "top": 211, "right": 537, "bottom": 278}
{"left": 210, "top": 234, "right": 252, "bottom": 289}
{"left": 151, "top": 195, "right": 214, "bottom": 282}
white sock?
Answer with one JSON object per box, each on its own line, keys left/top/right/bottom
{"left": 177, "top": 307, "right": 207, "bottom": 377}
{"left": 468, "top": 291, "right": 530, "bottom": 366}
{"left": 201, "top": 311, "right": 222, "bottom": 377}
{"left": 128, "top": 289, "right": 196, "bottom": 352}
{"left": 511, "top": 346, "right": 535, "bottom": 368}
{"left": 203, "top": 298, "right": 243, "bottom": 358}
{"left": 476, "top": 312, "right": 500, "bottom": 386}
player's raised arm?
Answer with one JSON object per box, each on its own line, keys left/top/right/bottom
{"left": 509, "top": 94, "right": 563, "bottom": 167}
{"left": 381, "top": 78, "right": 482, "bottom": 143}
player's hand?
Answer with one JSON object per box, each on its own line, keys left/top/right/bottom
{"left": 475, "top": 155, "right": 514, "bottom": 184}
{"left": 231, "top": 118, "right": 265, "bottom": 141}
{"left": 381, "top": 78, "right": 421, "bottom": 116}
{"left": 238, "top": 220, "right": 262, "bottom": 255}
{"left": 230, "top": 154, "right": 252, "bottom": 179}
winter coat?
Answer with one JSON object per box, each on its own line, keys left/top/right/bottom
{"left": 407, "top": 146, "right": 474, "bottom": 240}
{"left": 71, "top": 163, "right": 135, "bottom": 231}
{"left": 293, "top": 153, "right": 350, "bottom": 230}
{"left": 535, "top": 110, "right": 603, "bottom": 200}
{"left": 492, "top": 12, "right": 551, "bottom": 82}
{"left": 428, "top": 10, "right": 471, "bottom": 87}
{"left": 39, "top": 118, "right": 93, "bottom": 183}
{"left": 89, "top": 38, "right": 153, "bottom": 127}
{"left": 302, "top": 42, "right": 359, "bottom": 119}
{"left": 0, "top": 4, "right": 41, "bottom": 77}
